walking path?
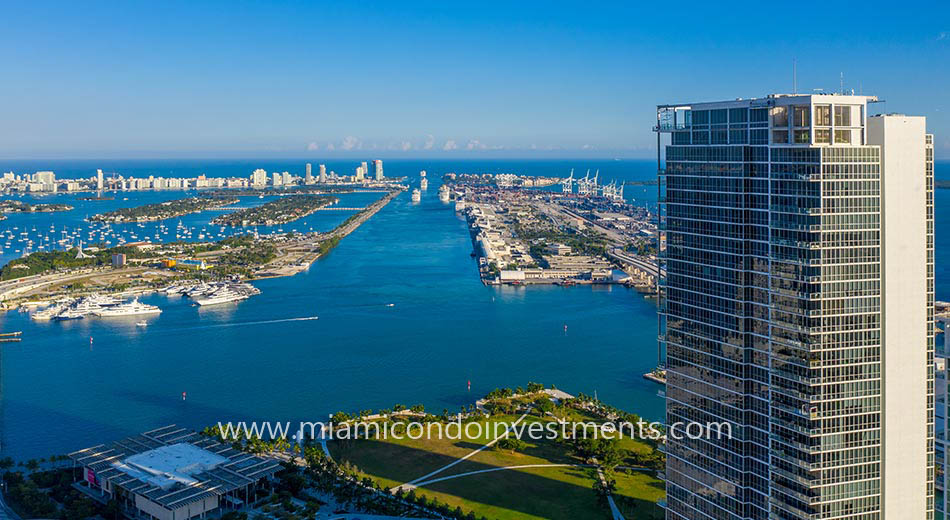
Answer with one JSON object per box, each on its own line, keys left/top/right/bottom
{"left": 413, "top": 463, "right": 588, "bottom": 487}
{"left": 597, "top": 467, "right": 625, "bottom": 520}
{"left": 392, "top": 412, "right": 529, "bottom": 492}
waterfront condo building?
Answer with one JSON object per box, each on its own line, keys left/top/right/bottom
{"left": 655, "top": 94, "right": 934, "bottom": 519}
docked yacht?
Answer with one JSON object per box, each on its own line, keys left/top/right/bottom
{"left": 194, "top": 288, "right": 248, "bottom": 306}
{"left": 93, "top": 299, "right": 161, "bottom": 317}
{"left": 411, "top": 189, "right": 421, "bottom": 203}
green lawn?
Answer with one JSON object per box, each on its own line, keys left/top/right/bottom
{"left": 327, "top": 412, "right": 665, "bottom": 519}
{"left": 613, "top": 470, "right": 666, "bottom": 520}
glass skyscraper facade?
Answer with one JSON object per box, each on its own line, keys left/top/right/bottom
{"left": 655, "top": 94, "right": 933, "bottom": 520}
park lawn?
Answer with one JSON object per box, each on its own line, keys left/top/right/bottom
{"left": 327, "top": 414, "right": 528, "bottom": 488}
{"left": 415, "top": 465, "right": 613, "bottom": 520}
{"left": 441, "top": 415, "right": 581, "bottom": 477}
{"left": 327, "top": 409, "right": 666, "bottom": 520}
{"left": 612, "top": 470, "right": 666, "bottom": 519}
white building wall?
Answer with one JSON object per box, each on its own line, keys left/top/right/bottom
{"left": 868, "top": 114, "right": 931, "bottom": 518}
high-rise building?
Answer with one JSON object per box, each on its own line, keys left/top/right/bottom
{"left": 282, "top": 171, "right": 292, "bottom": 185}
{"left": 272, "top": 172, "right": 282, "bottom": 186}
{"left": 374, "top": 159, "right": 384, "bottom": 180}
{"left": 305, "top": 163, "right": 313, "bottom": 184}
{"left": 655, "top": 94, "right": 933, "bottom": 520}
{"left": 355, "top": 165, "right": 365, "bottom": 181}
{"left": 251, "top": 168, "right": 268, "bottom": 187}
{"left": 97, "top": 169, "right": 104, "bottom": 190}
{"left": 34, "top": 170, "right": 55, "bottom": 184}
{"left": 319, "top": 164, "right": 327, "bottom": 183}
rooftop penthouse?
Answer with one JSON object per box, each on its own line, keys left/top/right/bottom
{"left": 68, "top": 425, "right": 281, "bottom": 520}
{"left": 655, "top": 92, "right": 880, "bottom": 147}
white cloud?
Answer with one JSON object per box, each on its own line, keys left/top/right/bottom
{"left": 326, "top": 143, "right": 336, "bottom": 151}
{"left": 306, "top": 142, "right": 320, "bottom": 151}
{"left": 400, "top": 141, "right": 412, "bottom": 151}
{"left": 466, "top": 139, "right": 487, "bottom": 150}
{"left": 423, "top": 134, "right": 435, "bottom": 150}
{"left": 442, "top": 139, "right": 458, "bottom": 151}
{"left": 581, "top": 144, "right": 593, "bottom": 150}
{"left": 341, "top": 136, "right": 361, "bottom": 151}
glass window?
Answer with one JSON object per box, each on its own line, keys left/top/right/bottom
{"left": 835, "top": 130, "right": 851, "bottom": 144}
{"left": 692, "top": 110, "right": 709, "bottom": 125}
{"left": 751, "top": 129, "right": 768, "bottom": 145}
{"left": 771, "top": 106, "right": 788, "bottom": 127}
{"left": 794, "top": 130, "right": 810, "bottom": 144}
{"left": 729, "top": 108, "right": 748, "bottom": 123}
{"left": 692, "top": 131, "right": 709, "bottom": 144}
{"left": 729, "top": 128, "right": 748, "bottom": 144}
{"left": 750, "top": 108, "right": 769, "bottom": 124}
{"left": 815, "top": 105, "right": 831, "bottom": 126}
{"left": 773, "top": 130, "right": 788, "bottom": 144}
{"left": 711, "top": 129, "right": 728, "bottom": 144}
{"left": 835, "top": 106, "right": 851, "bottom": 126}
{"left": 793, "top": 106, "right": 810, "bottom": 127}
{"left": 815, "top": 129, "right": 831, "bottom": 144}
{"left": 710, "top": 109, "right": 727, "bottom": 124}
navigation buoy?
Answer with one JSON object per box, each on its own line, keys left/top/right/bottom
{"left": 467, "top": 380, "right": 471, "bottom": 391}
{"left": 182, "top": 391, "right": 187, "bottom": 401}
{"left": 563, "top": 324, "right": 568, "bottom": 333}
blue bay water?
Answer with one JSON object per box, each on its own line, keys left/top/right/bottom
{"left": 0, "top": 159, "right": 665, "bottom": 459}
{"left": 1, "top": 158, "right": 947, "bottom": 459}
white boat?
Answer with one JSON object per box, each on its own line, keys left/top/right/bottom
{"left": 411, "top": 189, "right": 421, "bottom": 203}
{"left": 32, "top": 305, "right": 66, "bottom": 320}
{"left": 194, "top": 288, "right": 248, "bottom": 306}
{"left": 136, "top": 321, "right": 148, "bottom": 327}
{"left": 94, "top": 299, "right": 161, "bottom": 317}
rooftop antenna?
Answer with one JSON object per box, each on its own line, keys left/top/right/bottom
{"left": 792, "top": 59, "right": 797, "bottom": 94}
{"left": 839, "top": 72, "right": 844, "bottom": 94}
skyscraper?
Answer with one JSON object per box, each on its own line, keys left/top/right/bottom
{"left": 655, "top": 94, "right": 933, "bottom": 520}
{"left": 97, "top": 168, "right": 104, "bottom": 190}
{"left": 374, "top": 159, "right": 384, "bottom": 180}
{"left": 305, "top": 163, "right": 313, "bottom": 184}
{"left": 251, "top": 168, "right": 268, "bottom": 187}
{"left": 319, "top": 164, "right": 327, "bottom": 183}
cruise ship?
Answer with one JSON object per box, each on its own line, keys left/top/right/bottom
{"left": 439, "top": 184, "right": 450, "bottom": 202}
{"left": 93, "top": 298, "right": 161, "bottom": 317}
{"left": 411, "top": 189, "right": 421, "bottom": 203}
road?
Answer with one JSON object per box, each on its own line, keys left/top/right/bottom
{"left": 0, "top": 266, "right": 146, "bottom": 302}
{"left": 608, "top": 249, "right": 664, "bottom": 278}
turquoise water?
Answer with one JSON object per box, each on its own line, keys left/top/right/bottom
{"left": 0, "top": 159, "right": 665, "bottom": 459}
{"left": 1, "top": 158, "right": 947, "bottom": 460}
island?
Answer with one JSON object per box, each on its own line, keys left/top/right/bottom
{"left": 0, "top": 189, "right": 405, "bottom": 305}
{"left": 211, "top": 194, "right": 338, "bottom": 226}
{"left": 0, "top": 200, "right": 73, "bottom": 213}
{"left": 89, "top": 196, "right": 238, "bottom": 222}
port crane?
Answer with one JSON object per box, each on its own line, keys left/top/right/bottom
{"left": 561, "top": 169, "right": 574, "bottom": 194}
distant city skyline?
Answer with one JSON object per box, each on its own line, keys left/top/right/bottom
{"left": 1, "top": 1, "right": 948, "bottom": 158}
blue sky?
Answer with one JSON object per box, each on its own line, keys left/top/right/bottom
{"left": 1, "top": 1, "right": 948, "bottom": 158}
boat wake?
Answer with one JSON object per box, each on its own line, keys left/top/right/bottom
{"left": 187, "top": 315, "right": 319, "bottom": 331}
